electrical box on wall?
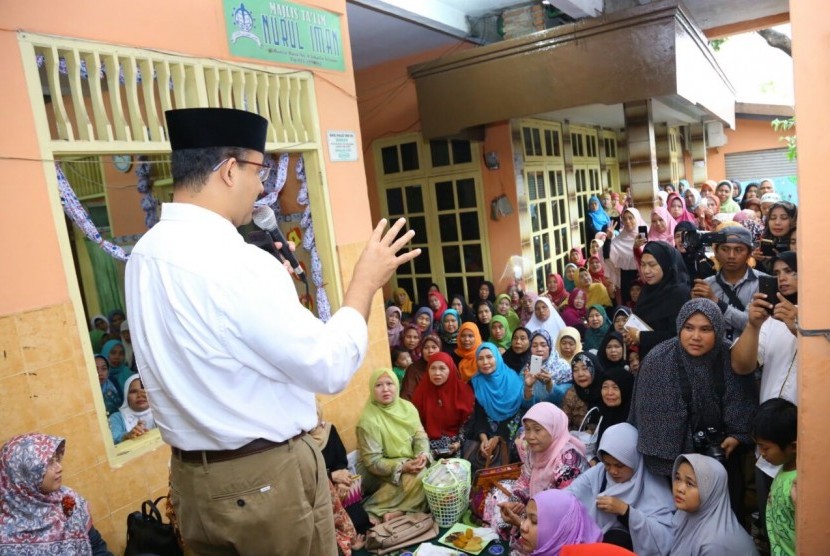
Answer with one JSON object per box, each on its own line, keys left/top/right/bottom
{"left": 706, "top": 122, "right": 728, "bottom": 148}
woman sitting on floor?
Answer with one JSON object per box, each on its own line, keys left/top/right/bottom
{"left": 488, "top": 402, "right": 588, "bottom": 542}
{"left": 310, "top": 403, "right": 369, "bottom": 554}
{"left": 357, "top": 369, "right": 431, "bottom": 523}
{"left": 0, "top": 433, "right": 112, "bottom": 555}
{"left": 567, "top": 423, "right": 674, "bottom": 555}
{"left": 411, "top": 352, "right": 475, "bottom": 459}
{"left": 465, "top": 343, "right": 526, "bottom": 471}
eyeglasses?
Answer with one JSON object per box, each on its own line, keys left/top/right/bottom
{"left": 212, "top": 157, "right": 271, "bottom": 182}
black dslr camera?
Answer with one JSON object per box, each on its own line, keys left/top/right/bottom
{"left": 681, "top": 230, "right": 727, "bottom": 279}
{"left": 692, "top": 427, "right": 727, "bottom": 465}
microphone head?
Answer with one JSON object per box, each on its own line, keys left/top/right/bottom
{"left": 252, "top": 205, "right": 277, "bottom": 231}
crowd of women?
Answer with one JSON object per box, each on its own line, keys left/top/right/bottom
{"left": 366, "top": 178, "right": 797, "bottom": 555}
{"left": 88, "top": 310, "right": 158, "bottom": 445}
{"left": 2, "top": 179, "right": 797, "bottom": 555}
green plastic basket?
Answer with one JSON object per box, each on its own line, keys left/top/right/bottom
{"left": 422, "top": 458, "right": 472, "bottom": 527}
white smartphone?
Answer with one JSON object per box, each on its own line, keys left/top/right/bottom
{"left": 529, "top": 355, "right": 543, "bottom": 375}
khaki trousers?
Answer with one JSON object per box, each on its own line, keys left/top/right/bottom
{"left": 170, "top": 435, "right": 336, "bottom": 555}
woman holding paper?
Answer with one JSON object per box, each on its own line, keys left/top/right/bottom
{"left": 622, "top": 242, "right": 690, "bottom": 361}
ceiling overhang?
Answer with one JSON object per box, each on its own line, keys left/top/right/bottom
{"left": 410, "top": 0, "right": 736, "bottom": 139}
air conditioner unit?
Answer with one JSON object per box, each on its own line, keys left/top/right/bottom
{"left": 706, "top": 121, "right": 727, "bottom": 148}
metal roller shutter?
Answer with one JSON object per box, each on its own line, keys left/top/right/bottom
{"left": 725, "top": 148, "right": 797, "bottom": 181}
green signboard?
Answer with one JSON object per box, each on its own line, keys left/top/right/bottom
{"left": 223, "top": 0, "right": 345, "bottom": 71}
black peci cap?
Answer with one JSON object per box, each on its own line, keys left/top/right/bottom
{"left": 165, "top": 108, "right": 268, "bottom": 153}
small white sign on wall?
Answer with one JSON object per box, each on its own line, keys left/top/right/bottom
{"left": 326, "top": 130, "right": 358, "bottom": 162}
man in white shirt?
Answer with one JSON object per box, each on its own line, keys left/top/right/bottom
{"left": 125, "top": 108, "right": 419, "bottom": 555}
{"left": 730, "top": 251, "right": 798, "bottom": 539}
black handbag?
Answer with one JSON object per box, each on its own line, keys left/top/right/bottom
{"left": 124, "top": 496, "right": 183, "bottom": 556}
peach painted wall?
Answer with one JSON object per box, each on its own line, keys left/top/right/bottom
{"left": 705, "top": 116, "right": 793, "bottom": 180}
{"left": 482, "top": 121, "right": 522, "bottom": 292}
{"left": 791, "top": 0, "right": 830, "bottom": 551}
{"left": 0, "top": 1, "right": 387, "bottom": 552}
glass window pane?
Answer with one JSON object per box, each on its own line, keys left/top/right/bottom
{"left": 542, "top": 233, "right": 551, "bottom": 260}
{"left": 386, "top": 188, "right": 404, "bottom": 216}
{"left": 523, "top": 127, "right": 533, "bottom": 156}
{"left": 559, "top": 200, "right": 566, "bottom": 223}
{"left": 400, "top": 142, "right": 419, "bottom": 171}
{"left": 459, "top": 212, "right": 480, "bottom": 240}
{"left": 405, "top": 185, "right": 424, "bottom": 213}
{"left": 409, "top": 216, "right": 427, "bottom": 244}
{"left": 554, "top": 229, "right": 561, "bottom": 254}
{"left": 538, "top": 175, "right": 546, "bottom": 198}
{"left": 413, "top": 246, "right": 431, "bottom": 274}
{"left": 536, "top": 268, "right": 544, "bottom": 291}
{"left": 416, "top": 278, "right": 434, "bottom": 305}
{"left": 446, "top": 277, "right": 465, "bottom": 299}
{"left": 463, "top": 245, "right": 483, "bottom": 273}
{"left": 435, "top": 180, "right": 455, "bottom": 211}
{"left": 544, "top": 130, "right": 553, "bottom": 157}
{"left": 539, "top": 203, "right": 548, "bottom": 229}
{"left": 396, "top": 256, "right": 412, "bottom": 276}
{"left": 553, "top": 131, "right": 561, "bottom": 157}
{"left": 533, "top": 235, "right": 542, "bottom": 262}
{"left": 381, "top": 146, "right": 399, "bottom": 174}
{"left": 443, "top": 245, "right": 462, "bottom": 273}
{"left": 456, "top": 178, "right": 477, "bottom": 209}
{"left": 532, "top": 128, "right": 542, "bottom": 156}
{"left": 430, "top": 140, "right": 450, "bottom": 167}
{"left": 451, "top": 140, "right": 472, "bottom": 164}
{"left": 531, "top": 204, "right": 540, "bottom": 233}
{"left": 527, "top": 172, "right": 538, "bottom": 201}
{"left": 465, "top": 276, "right": 481, "bottom": 301}
{"left": 438, "top": 214, "right": 459, "bottom": 242}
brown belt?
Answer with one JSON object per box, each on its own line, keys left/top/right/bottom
{"left": 172, "top": 434, "right": 305, "bottom": 464}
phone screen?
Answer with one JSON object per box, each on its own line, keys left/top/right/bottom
{"left": 638, "top": 225, "right": 648, "bottom": 239}
{"left": 758, "top": 275, "right": 779, "bottom": 313}
{"left": 529, "top": 355, "right": 543, "bottom": 375}
{"left": 760, "top": 239, "right": 776, "bottom": 257}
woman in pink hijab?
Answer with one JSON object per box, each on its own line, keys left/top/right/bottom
{"left": 646, "top": 206, "right": 677, "bottom": 245}
{"left": 667, "top": 192, "right": 695, "bottom": 224}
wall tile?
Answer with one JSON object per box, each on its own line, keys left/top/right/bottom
{"left": 40, "top": 412, "right": 103, "bottom": 474}
{"left": 0, "top": 372, "right": 37, "bottom": 438}
{"left": 16, "top": 304, "right": 75, "bottom": 369}
{"left": 0, "top": 315, "right": 24, "bottom": 379}
{"left": 67, "top": 463, "right": 111, "bottom": 523}
{"left": 27, "top": 359, "right": 92, "bottom": 428}
{"left": 104, "top": 462, "right": 150, "bottom": 512}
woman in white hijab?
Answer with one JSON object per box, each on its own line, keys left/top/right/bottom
{"left": 567, "top": 423, "right": 675, "bottom": 555}
{"left": 108, "top": 374, "right": 156, "bottom": 444}
{"left": 524, "top": 296, "right": 566, "bottom": 340}
{"left": 671, "top": 454, "right": 758, "bottom": 555}
{"left": 603, "top": 207, "right": 647, "bottom": 306}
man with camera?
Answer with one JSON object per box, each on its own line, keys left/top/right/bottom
{"left": 731, "top": 251, "right": 798, "bottom": 538}
{"left": 690, "top": 226, "right": 769, "bottom": 345}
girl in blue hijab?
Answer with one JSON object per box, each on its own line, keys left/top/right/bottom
{"left": 101, "top": 339, "right": 132, "bottom": 398}
{"left": 586, "top": 195, "right": 611, "bottom": 240}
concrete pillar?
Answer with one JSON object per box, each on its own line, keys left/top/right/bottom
{"left": 689, "top": 122, "right": 708, "bottom": 185}
{"left": 791, "top": 0, "right": 830, "bottom": 552}
{"left": 623, "top": 100, "right": 658, "bottom": 213}
{"left": 654, "top": 123, "right": 672, "bottom": 185}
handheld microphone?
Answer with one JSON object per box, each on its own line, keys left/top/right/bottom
{"left": 251, "top": 206, "right": 306, "bottom": 283}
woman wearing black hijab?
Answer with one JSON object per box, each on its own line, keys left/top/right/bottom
{"left": 596, "top": 331, "right": 628, "bottom": 374}
{"left": 470, "top": 279, "right": 497, "bottom": 307}
{"left": 502, "top": 326, "right": 532, "bottom": 374}
{"left": 596, "top": 367, "right": 635, "bottom": 443}
{"left": 561, "top": 351, "right": 604, "bottom": 430}
{"left": 623, "top": 242, "right": 691, "bottom": 361}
